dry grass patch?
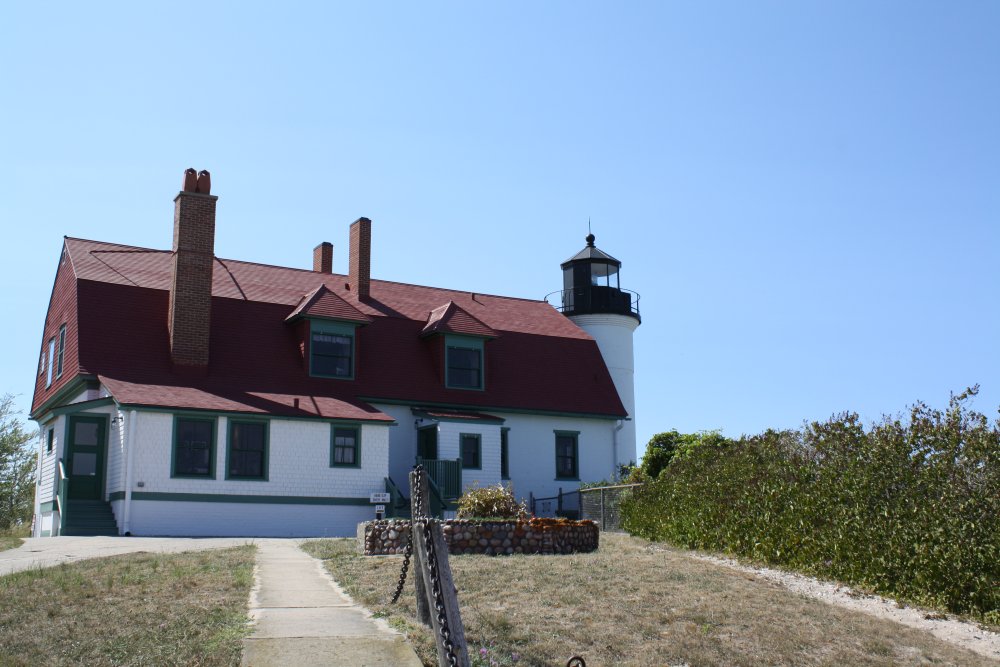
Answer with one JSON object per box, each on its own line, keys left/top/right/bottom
{"left": 0, "top": 537, "right": 21, "bottom": 552}
{"left": 303, "top": 533, "right": 993, "bottom": 667}
{"left": 0, "top": 546, "right": 255, "bottom": 666}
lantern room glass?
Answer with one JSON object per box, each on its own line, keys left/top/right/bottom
{"left": 589, "top": 261, "right": 620, "bottom": 289}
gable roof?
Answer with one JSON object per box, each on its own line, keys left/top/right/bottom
{"left": 32, "top": 237, "right": 628, "bottom": 421}
{"left": 420, "top": 301, "right": 497, "bottom": 338}
{"left": 286, "top": 285, "right": 372, "bottom": 324}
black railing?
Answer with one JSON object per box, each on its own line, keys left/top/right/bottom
{"left": 544, "top": 287, "right": 641, "bottom": 322}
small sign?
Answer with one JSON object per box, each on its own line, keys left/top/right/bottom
{"left": 370, "top": 492, "right": 390, "bottom": 504}
{"left": 374, "top": 504, "right": 386, "bottom": 514}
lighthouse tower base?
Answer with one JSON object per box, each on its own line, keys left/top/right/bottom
{"left": 569, "top": 313, "right": 640, "bottom": 470}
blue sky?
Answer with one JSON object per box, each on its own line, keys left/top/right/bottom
{"left": 2, "top": 2, "right": 997, "bottom": 460}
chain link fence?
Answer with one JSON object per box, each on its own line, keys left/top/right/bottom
{"left": 579, "top": 483, "right": 643, "bottom": 531}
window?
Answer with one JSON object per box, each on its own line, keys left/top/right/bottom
{"left": 46, "top": 429, "right": 54, "bottom": 454}
{"left": 446, "top": 336, "right": 484, "bottom": 390}
{"left": 310, "top": 321, "right": 355, "bottom": 379}
{"left": 46, "top": 338, "right": 55, "bottom": 387}
{"left": 227, "top": 420, "right": 268, "bottom": 480}
{"left": 56, "top": 325, "right": 66, "bottom": 378}
{"left": 172, "top": 417, "right": 215, "bottom": 478}
{"left": 555, "top": 431, "right": 579, "bottom": 480}
{"left": 461, "top": 433, "right": 481, "bottom": 469}
{"left": 331, "top": 426, "right": 360, "bottom": 467}
{"left": 500, "top": 428, "right": 510, "bottom": 479}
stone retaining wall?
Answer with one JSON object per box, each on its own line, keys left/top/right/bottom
{"left": 362, "top": 518, "right": 599, "bottom": 556}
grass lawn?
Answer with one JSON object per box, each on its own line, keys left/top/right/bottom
{"left": 0, "top": 546, "right": 255, "bottom": 666}
{"left": 303, "top": 533, "right": 993, "bottom": 667}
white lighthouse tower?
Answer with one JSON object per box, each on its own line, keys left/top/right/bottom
{"left": 556, "top": 233, "right": 641, "bottom": 471}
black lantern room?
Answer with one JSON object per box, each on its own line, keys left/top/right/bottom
{"left": 556, "top": 233, "right": 640, "bottom": 322}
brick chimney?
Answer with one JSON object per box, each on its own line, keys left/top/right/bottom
{"left": 313, "top": 242, "right": 333, "bottom": 273}
{"left": 168, "top": 168, "right": 216, "bottom": 367}
{"left": 348, "top": 217, "right": 371, "bottom": 299}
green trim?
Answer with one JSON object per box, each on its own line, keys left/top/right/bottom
{"left": 554, "top": 431, "right": 579, "bottom": 481}
{"left": 330, "top": 424, "right": 362, "bottom": 468}
{"left": 48, "top": 397, "right": 116, "bottom": 418}
{"left": 39, "top": 501, "right": 56, "bottom": 513}
{"left": 30, "top": 375, "right": 100, "bottom": 421}
{"left": 129, "top": 492, "right": 370, "bottom": 506}
{"left": 309, "top": 319, "right": 357, "bottom": 380}
{"left": 116, "top": 404, "right": 395, "bottom": 426}
{"left": 411, "top": 408, "right": 505, "bottom": 425}
{"left": 445, "top": 335, "right": 485, "bottom": 391}
{"left": 362, "top": 396, "right": 624, "bottom": 421}
{"left": 460, "top": 433, "right": 482, "bottom": 470}
{"left": 109, "top": 491, "right": 125, "bottom": 502}
{"left": 171, "top": 414, "right": 218, "bottom": 479}
{"left": 41, "top": 529, "right": 51, "bottom": 537}
{"left": 225, "top": 418, "right": 270, "bottom": 481}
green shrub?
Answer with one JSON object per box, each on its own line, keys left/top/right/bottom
{"left": 456, "top": 483, "right": 528, "bottom": 520}
{"left": 622, "top": 388, "right": 1000, "bottom": 622}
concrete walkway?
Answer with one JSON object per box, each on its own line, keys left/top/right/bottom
{"left": 0, "top": 536, "right": 253, "bottom": 576}
{"left": 242, "top": 540, "right": 422, "bottom": 667}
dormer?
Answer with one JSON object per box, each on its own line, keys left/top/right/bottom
{"left": 421, "top": 301, "right": 497, "bottom": 391}
{"left": 286, "top": 285, "right": 372, "bottom": 380}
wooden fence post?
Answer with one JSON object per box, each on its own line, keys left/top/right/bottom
{"left": 411, "top": 466, "right": 469, "bottom": 666}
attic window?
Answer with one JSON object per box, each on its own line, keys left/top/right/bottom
{"left": 56, "top": 324, "right": 66, "bottom": 379}
{"left": 310, "top": 321, "right": 355, "bottom": 380}
{"left": 46, "top": 338, "right": 55, "bottom": 388}
{"left": 445, "top": 335, "right": 484, "bottom": 390}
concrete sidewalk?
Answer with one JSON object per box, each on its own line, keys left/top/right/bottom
{"left": 0, "top": 536, "right": 253, "bottom": 576}
{"left": 242, "top": 541, "right": 422, "bottom": 667}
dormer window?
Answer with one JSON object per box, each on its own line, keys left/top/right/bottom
{"left": 286, "top": 285, "right": 371, "bottom": 381}
{"left": 310, "top": 321, "right": 355, "bottom": 379}
{"left": 446, "top": 335, "right": 484, "bottom": 390}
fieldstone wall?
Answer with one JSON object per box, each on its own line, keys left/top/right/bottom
{"left": 362, "top": 518, "right": 599, "bottom": 556}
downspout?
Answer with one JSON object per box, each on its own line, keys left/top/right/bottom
{"left": 612, "top": 419, "right": 625, "bottom": 479}
{"left": 33, "top": 429, "right": 44, "bottom": 537}
{"left": 122, "top": 409, "right": 138, "bottom": 535}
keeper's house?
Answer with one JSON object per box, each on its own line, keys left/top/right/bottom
{"left": 30, "top": 169, "right": 641, "bottom": 537}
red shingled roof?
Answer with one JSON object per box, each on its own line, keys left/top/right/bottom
{"left": 286, "top": 285, "right": 372, "bottom": 324}
{"left": 32, "top": 237, "right": 627, "bottom": 421}
{"left": 421, "top": 301, "right": 497, "bottom": 338}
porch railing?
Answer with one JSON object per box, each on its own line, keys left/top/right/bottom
{"left": 416, "top": 458, "right": 462, "bottom": 500}
{"left": 385, "top": 476, "right": 410, "bottom": 519}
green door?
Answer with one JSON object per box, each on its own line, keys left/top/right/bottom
{"left": 417, "top": 427, "right": 437, "bottom": 461}
{"left": 67, "top": 416, "right": 106, "bottom": 500}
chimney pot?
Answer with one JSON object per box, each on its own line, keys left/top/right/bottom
{"left": 196, "top": 170, "right": 211, "bottom": 194}
{"left": 182, "top": 168, "right": 198, "bottom": 192}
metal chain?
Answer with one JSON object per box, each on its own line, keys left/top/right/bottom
{"left": 390, "top": 528, "right": 412, "bottom": 604}
{"left": 390, "top": 465, "right": 423, "bottom": 604}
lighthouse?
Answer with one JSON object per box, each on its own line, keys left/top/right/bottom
{"left": 554, "top": 233, "right": 641, "bottom": 472}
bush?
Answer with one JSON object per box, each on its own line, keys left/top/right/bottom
{"left": 621, "top": 388, "right": 1000, "bottom": 622}
{"left": 456, "top": 483, "right": 528, "bottom": 520}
